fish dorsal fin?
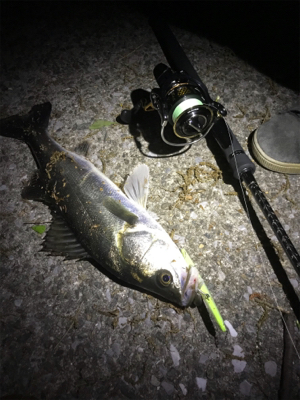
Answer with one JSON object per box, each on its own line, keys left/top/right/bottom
{"left": 42, "top": 209, "right": 89, "bottom": 260}
{"left": 103, "top": 197, "right": 138, "bottom": 225}
{"left": 124, "top": 164, "right": 149, "bottom": 208}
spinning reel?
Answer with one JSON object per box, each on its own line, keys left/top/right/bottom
{"left": 119, "top": 16, "right": 300, "bottom": 324}
{"left": 150, "top": 63, "right": 227, "bottom": 146}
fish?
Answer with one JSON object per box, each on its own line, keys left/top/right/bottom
{"left": 0, "top": 102, "right": 201, "bottom": 308}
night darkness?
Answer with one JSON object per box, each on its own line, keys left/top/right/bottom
{"left": 1, "top": 1, "right": 299, "bottom": 92}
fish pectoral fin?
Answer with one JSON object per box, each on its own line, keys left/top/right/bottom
{"left": 124, "top": 164, "right": 149, "bottom": 208}
{"left": 22, "top": 170, "right": 48, "bottom": 202}
{"left": 42, "top": 209, "right": 90, "bottom": 260}
{"left": 103, "top": 197, "right": 138, "bottom": 225}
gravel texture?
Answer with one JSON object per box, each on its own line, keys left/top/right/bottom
{"left": 0, "top": 3, "right": 299, "bottom": 400}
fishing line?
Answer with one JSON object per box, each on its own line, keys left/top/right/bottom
{"left": 134, "top": 123, "right": 192, "bottom": 158}
{"left": 125, "top": 15, "right": 300, "bottom": 342}
{"left": 228, "top": 122, "right": 300, "bottom": 359}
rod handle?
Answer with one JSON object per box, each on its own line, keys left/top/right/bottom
{"left": 211, "top": 119, "right": 256, "bottom": 179}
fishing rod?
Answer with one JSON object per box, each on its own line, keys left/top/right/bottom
{"left": 144, "top": 17, "right": 300, "bottom": 323}
{"left": 119, "top": 17, "right": 300, "bottom": 323}
{"left": 146, "top": 17, "right": 300, "bottom": 279}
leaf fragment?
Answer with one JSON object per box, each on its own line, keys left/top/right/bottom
{"left": 31, "top": 225, "right": 46, "bottom": 234}
{"left": 89, "top": 120, "right": 115, "bottom": 129}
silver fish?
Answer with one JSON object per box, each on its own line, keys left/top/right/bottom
{"left": 0, "top": 103, "right": 200, "bottom": 307}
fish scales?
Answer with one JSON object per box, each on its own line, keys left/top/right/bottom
{"left": 0, "top": 102, "right": 201, "bottom": 308}
{"left": 43, "top": 150, "right": 161, "bottom": 276}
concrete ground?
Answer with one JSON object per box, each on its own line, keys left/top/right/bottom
{"left": 0, "top": 2, "right": 299, "bottom": 399}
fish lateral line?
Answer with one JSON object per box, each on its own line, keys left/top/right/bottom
{"left": 0, "top": 102, "right": 223, "bottom": 323}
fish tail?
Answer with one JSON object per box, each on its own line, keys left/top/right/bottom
{"left": 0, "top": 102, "right": 57, "bottom": 169}
{"left": 0, "top": 102, "right": 52, "bottom": 143}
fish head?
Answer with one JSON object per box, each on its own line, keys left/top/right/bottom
{"left": 119, "top": 225, "right": 200, "bottom": 307}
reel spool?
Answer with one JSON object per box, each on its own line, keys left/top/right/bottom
{"left": 150, "top": 63, "right": 226, "bottom": 146}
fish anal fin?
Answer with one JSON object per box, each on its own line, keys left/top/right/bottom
{"left": 42, "top": 210, "right": 89, "bottom": 260}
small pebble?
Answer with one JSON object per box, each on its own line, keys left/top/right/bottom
{"left": 232, "top": 359, "right": 247, "bottom": 373}
{"left": 196, "top": 377, "right": 207, "bottom": 392}
{"left": 265, "top": 360, "right": 277, "bottom": 377}
{"left": 14, "top": 299, "right": 23, "bottom": 307}
{"left": 224, "top": 320, "right": 238, "bottom": 337}
{"left": 233, "top": 345, "right": 244, "bottom": 357}
{"left": 190, "top": 211, "right": 197, "bottom": 220}
{"left": 199, "top": 354, "right": 209, "bottom": 364}
{"left": 240, "top": 380, "right": 252, "bottom": 396}
{"left": 118, "top": 317, "right": 127, "bottom": 328}
{"left": 170, "top": 344, "right": 180, "bottom": 367}
{"left": 150, "top": 375, "right": 160, "bottom": 387}
{"left": 105, "top": 288, "right": 111, "bottom": 302}
{"left": 218, "top": 269, "right": 226, "bottom": 281}
{"left": 161, "top": 381, "right": 174, "bottom": 395}
{"left": 289, "top": 279, "right": 298, "bottom": 288}
{"left": 179, "top": 383, "right": 187, "bottom": 395}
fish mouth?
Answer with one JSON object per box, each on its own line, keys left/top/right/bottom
{"left": 181, "top": 266, "right": 199, "bottom": 307}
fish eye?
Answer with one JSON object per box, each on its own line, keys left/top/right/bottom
{"left": 157, "top": 270, "right": 173, "bottom": 287}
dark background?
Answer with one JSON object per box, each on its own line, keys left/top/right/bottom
{"left": 1, "top": 1, "right": 299, "bottom": 92}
